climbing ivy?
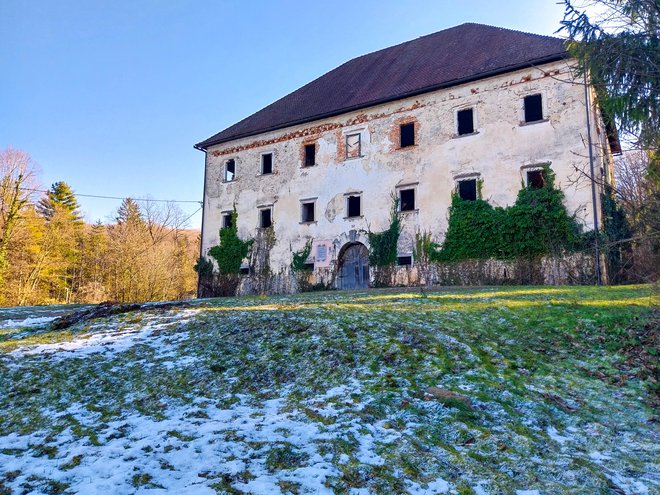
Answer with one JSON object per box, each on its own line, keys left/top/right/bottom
{"left": 435, "top": 197, "right": 501, "bottom": 260}
{"left": 291, "top": 240, "right": 313, "bottom": 271}
{"left": 367, "top": 196, "right": 401, "bottom": 267}
{"left": 434, "top": 167, "right": 584, "bottom": 261}
{"left": 208, "top": 209, "right": 253, "bottom": 274}
{"left": 193, "top": 256, "right": 214, "bottom": 277}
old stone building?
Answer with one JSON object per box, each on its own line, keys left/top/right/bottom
{"left": 195, "top": 23, "right": 618, "bottom": 293}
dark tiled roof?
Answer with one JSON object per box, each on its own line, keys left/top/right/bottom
{"left": 195, "top": 23, "right": 566, "bottom": 150}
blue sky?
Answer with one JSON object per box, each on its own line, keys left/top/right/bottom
{"left": 1, "top": 0, "right": 569, "bottom": 228}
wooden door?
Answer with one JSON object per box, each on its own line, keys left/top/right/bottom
{"left": 338, "top": 243, "right": 369, "bottom": 290}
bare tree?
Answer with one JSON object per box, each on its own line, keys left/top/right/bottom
{"left": 613, "top": 150, "right": 660, "bottom": 281}
{"left": 0, "top": 148, "right": 39, "bottom": 286}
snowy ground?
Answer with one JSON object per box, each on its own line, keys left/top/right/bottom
{"left": 0, "top": 286, "right": 657, "bottom": 494}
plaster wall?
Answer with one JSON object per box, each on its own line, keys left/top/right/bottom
{"left": 200, "top": 60, "right": 611, "bottom": 276}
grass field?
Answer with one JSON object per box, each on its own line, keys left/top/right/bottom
{"left": 0, "top": 286, "right": 657, "bottom": 494}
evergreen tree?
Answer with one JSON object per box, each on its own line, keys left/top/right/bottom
{"left": 37, "top": 182, "right": 83, "bottom": 223}
{"left": 116, "top": 198, "right": 144, "bottom": 225}
{"left": 560, "top": 0, "right": 660, "bottom": 149}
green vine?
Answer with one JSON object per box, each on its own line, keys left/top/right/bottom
{"left": 367, "top": 195, "right": 401, "bottom": 267}
{"left": 291, "top": 240, "right": 313, "bottom": 271}
{"left": 434, "top": 167, "right": 584, "bottom": 261}
{"left": 208, "top": 209, "right": 253, "bottom": 274}
{"left": 193, "top": 256, "right": 214, "bottom": 277}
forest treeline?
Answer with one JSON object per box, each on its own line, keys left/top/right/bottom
{"left": 0, "top": 147, "right": 199, "bottom": 306}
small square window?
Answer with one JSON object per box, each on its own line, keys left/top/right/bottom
{"left": 259, "top": 208, "right": 272, "bottom": 228}
{"left": 397, "top": 255, "right": 412, "bottom": 266}
{"left": 400, "top": 123, "right": 415, "bottom": 148}
{"left": 399, "top": 188, "right": 415, "bottom": 211}
{"left": 301, "top": 201, "right": 315, "bottom": 223}
{"left": 239, "top": 266, "right": 250, "bottom": 275}
{"left": 261, "top": 153, "right": 273, "bottom": 174}
{"left": 527, "top": 169, "right": 546, "bottom": 189}
{"left": 524, "top": 94, "right": 544, "bottom": 123}
{"left": 224, "top": 159, "right": 235, "bottom": 182}
{"left": 458, "top": 179, "right": 477, "bottom": 201}
{"left": 347, "top": 195, "right": 361, "bottom": 218}
{"left": 457, "top": 108, "right": 474, "bottom": 135}
{"left": 345, "top": 133, "right": 361, "bottom": 159}
{"left": 221, "top": 212, "right": 233, "bottom": 229}
{"left": 304, "top": 144, "right": 316, "bottom": 167}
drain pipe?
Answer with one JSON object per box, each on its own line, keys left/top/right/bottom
{"left": 195, "top": 145, "right": 209, "bottom": 298}
{"left": 583, "top": 71, "right": 602, "bottom": 285}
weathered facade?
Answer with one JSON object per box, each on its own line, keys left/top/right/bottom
{"left": 195, "top": 24, "right": 617, "bottom": 294}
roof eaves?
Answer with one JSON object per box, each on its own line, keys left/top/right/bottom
{"left": 194, "top": 51, "right": 568, "bottom": 151}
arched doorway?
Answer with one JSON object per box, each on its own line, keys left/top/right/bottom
{"left": 337, "top": 242, "right": 369, "bottom": 290}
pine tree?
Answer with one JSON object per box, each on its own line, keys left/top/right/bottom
{"left": 37, "top": 182, "right": 83, "bottom": 223}
{"left": 116, "top": 198, "right": 143, "bottom": 225}
{"left": 34, "top": 182, "right": 84, "bottom": 301}
{"left": 560, "top": 0, "right": 659, "bottom": 149}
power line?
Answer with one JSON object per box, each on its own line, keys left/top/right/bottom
{"left": 20, "top": 187, "right": 202, "bottom": 205}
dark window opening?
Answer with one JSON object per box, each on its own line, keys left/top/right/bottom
{"left": 400, "top": 123, "right": 415, "bottom": 148}
{"left": 222, "top": 213, "right": 233, "bottom": 229}
{"left": 399, "top": 188, "right": 415, "bottom": 211}
{"left": 458, "top": 179, "right": 477, "bottom": 201}
{"left": 397, "top": 255, "right": 412, "bottom": 266}
{"left": 347, "top": 195, "right": 361, "bottom": 217}
{"left": 301, "top": 202, "right": 315, "bottom": 223}
{"left": 302, "top": 262, "right": 314, "bottom": 271}
{"left": 239, "top": 266, "right": 250, "bottom": 275}
{"left": 457, "top": 108, "right": 475, "bottom": 135}
{"left": 224, "top": 159, "right": 235, "bottom": 182}
{"left": 524, "top": 94, "right": 543, "bottom": 123}
{"left": 259, "top": 208, "right": 272, "bottom": 228}
{"left": 261, "top": 153, "right": 273, "bottom": 174}
{"left": 304, "top": 144, "right": 316, "bottom": 167}
{"left": 527, "top": 170, "right": 546, "bottom": 189}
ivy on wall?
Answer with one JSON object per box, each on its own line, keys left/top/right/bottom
{"left": 193, "top": 256, "right": 214, "bottom": 277}
{"left": 433, "top": 167, "right": 584, "bottom": 261}
{"left": 367, "top": 196, "right": 401, "bottom": 267}
{"left": 291, "top": 240, "right": 313, "bottom": 271}
{"left": 208, "top": 209, "right": 253, "bottom": 274}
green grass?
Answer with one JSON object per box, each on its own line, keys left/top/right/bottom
{"left": 0, "top": 285, "right": 657, "bottom": 494}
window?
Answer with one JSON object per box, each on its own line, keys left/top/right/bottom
{"left": 399, "top": 188, "right": 415, "bottom": 211}
{"left": 224, "top": 159, "right": 236, "bottom": 182}
{"left": 301, "top": 262, "right": 314, "bottom": 271}
{"left": 261, "top": 153, "right": 273, "bottom": 174}
{"left": 304, "top": 144, "right": 316, "bottom": 167}
{"left": 345, "top": 133, "right": 361, "bottom": 159}
{"left": 259, "top": 207, "right": 272, "bottom": 228}
{"left": 527, "top": 169, "right": 546, "bottom": 189}
{"left": 524, "top": 94, "right": 544, "bottom": 123}
{"left": 457, "top": 108, "right": 474, "bottom": 135}
{"left": 301, "top": 201, "right": 315, "bottom": 223}
{"left": 400, "top": 123, "right": 415, "bottom": 148}
{"left": 346, "top": 195, "right": 361, "bottom": 218}
{"left": 458, "top": 179, "right": 477, "bottom": 201}
{"left": 221, "top": 212, "right": 233, "bottom": 229}
{"left": 239, "top": 266, "right": 250, "bottom": 275}
{"left": 397, "top": 255, "right": 412, "bottom": 266}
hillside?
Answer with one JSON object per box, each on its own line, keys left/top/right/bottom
{"left": 0, "top": 286, "right": 657, "bottom": 494}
